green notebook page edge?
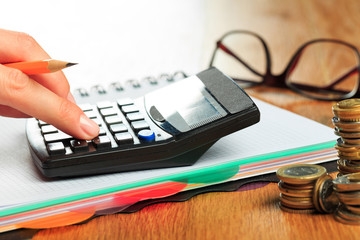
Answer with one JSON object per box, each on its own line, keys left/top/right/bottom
{"left": 0, "top": 140, "right": 336, "bottom": 217}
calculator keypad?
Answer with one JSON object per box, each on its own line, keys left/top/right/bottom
{"left": 39, "top": 98, "right": 166, "bottom": 156}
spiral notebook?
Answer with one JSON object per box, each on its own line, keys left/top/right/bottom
{"left": 0, "top": 71, "right": 338, "bottom": 232}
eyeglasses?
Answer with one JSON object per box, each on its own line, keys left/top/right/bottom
{"left": 209, "top": 30, "right": 360, "bottom": 101}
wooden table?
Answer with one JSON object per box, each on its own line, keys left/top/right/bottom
{"left": 31, "top": 1, "right": 360, "bottom": 239}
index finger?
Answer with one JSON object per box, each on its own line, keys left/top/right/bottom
{"left": 0, "top": 65, "right": 99, "bottom": 140}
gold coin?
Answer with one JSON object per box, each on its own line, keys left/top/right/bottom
{"left": 312, "top": 174, "right": 327, "bottom": 213}
{"left": 334, "top": 209, "right": 360, "bottom": 225}
{"left": 337, "top": 159, "right": 360, "bottom": 173}
{"left": 280, "top": 198, "right": 315, "bottom": 209}
{"left": 332, "top": 106, "right": 359, "bottom": 114}
{"left": 347, "top": 172, "right": 360, "bottom": 181}
{"left": 279, "top": 181, "right": 314, "bottom": 190}
{"left": 337, "top": 127, "right": 360, "bottom": 133}
{"left": 346, "top": 160, "right": 360, "bottom": 167}
{"left": 279, "top": 203, "right": 315, "bottom": 214}
{"left": 337, "top": 191, "right": 360, "bottom": 205}
{"left": 337, "top": 117, "right": 360, "bottom": 122}
{"left": 338, "top": 151, "right": 360, "bottom": 157}
{"left": 333, "top": 173, "right": 360, "bottom": 192}
{"left": 332, "top": 105, "right": 360, "bottom": 117}
{"left": 337, "top": 165, "right": 352, "bottom": 175}
{"left": 337, "top": 99, "right": 360, "bottom": 109}
{"left": 337, "top": 138, "right": 360, "bottom": 148}
{"left": 345, "top": 205, "right": 360, "bottom": 215}
{"left": 318, "top": 175, "right": 338, "bottom": 213}
{"left": 342, "top": 138, "right": 360, "bottom": 145}
{"left": 335, "top": 126, "right": 360, "bottom": 133}
{"left": 332, "top": 110, "right": 360, "bottom": 121}
{"left": 336, "top": 204, "right": 360, "bottom": 222}
{"left": 333, "top": 118, "right": 360, "bottom": 132}
{"left": 335, "top": 144, "right": 360, "bottom": 153}
{"left": 276, "top": 164, "right": 327, "bottom": 185}
{"left": 280, "top": 193, "right": 312, "bottom": 202}
{"left": 338, "top": 154, "right": 360, "bottom": 161}
{"left": 278, "top": 182, "right": 313, "bottom": 197}
{"left": 335, "top": 130, "right": 360, "bottom": 139}
{"left": 333, "top": 102, "right": 360, "bottom": 114}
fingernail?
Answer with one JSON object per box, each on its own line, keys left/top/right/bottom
{"left": 67, "top": 92, "right": 76, "bottom": 104}
{"left": 80, "top": 114, "right": 99, "bottom": 138}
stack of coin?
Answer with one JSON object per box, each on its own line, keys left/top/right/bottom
{"left": 333, "top": 99, "right": 360, "bottom": 175}
{"left": 333, "top": 173, "right": 360, "bottom": 224}
{"left": 276, "top": 164, "right": 330, "bottom": 213}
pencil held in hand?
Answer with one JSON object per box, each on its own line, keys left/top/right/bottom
{"left": 3, "top": 59, "right": 77, "bottom": 75}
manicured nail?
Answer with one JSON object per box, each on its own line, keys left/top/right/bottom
{"left": 80, "top": 114, "right": 99, "bottom": 138}
{"left": 67, "top": 92, "right": 76, "bottom": 104}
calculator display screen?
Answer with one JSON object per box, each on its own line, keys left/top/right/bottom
{"left": 145, "top": 76, "right": 227, "bottom": 133}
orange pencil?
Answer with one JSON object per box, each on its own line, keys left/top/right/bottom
{"left": 3, "top": 59, "right": 77, "bottom": 75}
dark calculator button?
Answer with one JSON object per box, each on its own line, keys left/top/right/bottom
{"left": 41, "top": 125, "right": 58, "bottom": 134}
{"left": 47, "top": 142, "right": 66, "bottom": 155}
{"left": 126, "top": 112, "right": 144, "bottom": 122}
{"left": 44, "top": 132, "right": 73, "bottom": 143}
{"left": 131, "top": 120, "right": 150, "bottom": 132}
{"left": 117, "top": 98, "right": 133, "bottom": 106}
{"left": 109, "top": 123, "right": 128, "bottom": 134}
{"left": 92, "top": 136, "right": 111, "bottom": 150}
{"left": 115, "top": 132, "right": 134, "bottom": 144}
{"left": 105, "top": 115, "right": 122, "bottom": 125}
{"left": 70, "top": 139, "right": 89, "bottom": 153}
{"left": 38, "top": 120, "right": 49, "bottom": 127}
{"left": 85, "top": 110, "right": 98, "bottom": 119}
{"left": 138, "top": 129, "right": 155, "bottom": 142}
{"left": 79, "top": 103, "right": 93, "bottom": 112}
{"left": 100, "top": 108, "right": 117, "bottom": 117}
{"left": 97, "top": 101, "right": 113, "bottom": 109}
{"left": 121, "top": 105, "right": 139, "bottom": 114}
{"left": 99, "top": 127, "right": 106, "bottom": 136}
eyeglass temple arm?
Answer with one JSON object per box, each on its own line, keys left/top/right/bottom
{"left": 217, "top": 42, "right": 263, "bottom": 77}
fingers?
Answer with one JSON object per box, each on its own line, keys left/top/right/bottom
{"left": 0, "top": 29, "right": 71, "bottom": 99}
{"left": 0, "top": 29, "right": 93, "bottom": 139}
{"left": 0, "top": 104, "right": 30, "bottom": 118}
{"left": 0, "top": 65, "right": 99, "bottom": 140}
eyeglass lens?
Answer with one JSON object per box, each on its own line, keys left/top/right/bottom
{"left": 286, "top": 41, "right": 359, "bottom": 100}
{"left": 211, "top": 32, "right": 267, "bottom": 88}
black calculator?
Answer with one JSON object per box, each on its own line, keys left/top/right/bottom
{"left": 26, "top": 67, "right": 260, "bottom": 177}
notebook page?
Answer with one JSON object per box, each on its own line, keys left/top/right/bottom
{"left": 0, "top": 98, "right": 337, "bottom": 208}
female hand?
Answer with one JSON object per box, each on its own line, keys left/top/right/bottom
{"left": 0, "top": 29, "right": 99, "bottom": 140}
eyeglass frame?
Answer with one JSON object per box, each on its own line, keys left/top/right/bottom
{"left": 209, "top": 30, "right": 360, "bottom": 101}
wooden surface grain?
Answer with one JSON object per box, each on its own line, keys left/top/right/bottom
{"left": 33, "top": 0, "right": 360, "bottom": 239}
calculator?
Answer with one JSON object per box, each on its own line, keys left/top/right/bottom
{"left": 26, "top": 67, "right": 260, "bottom": 177}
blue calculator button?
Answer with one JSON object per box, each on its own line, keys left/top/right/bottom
{"left": 138, "top": 129, "right": 155, "bottom": 142}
